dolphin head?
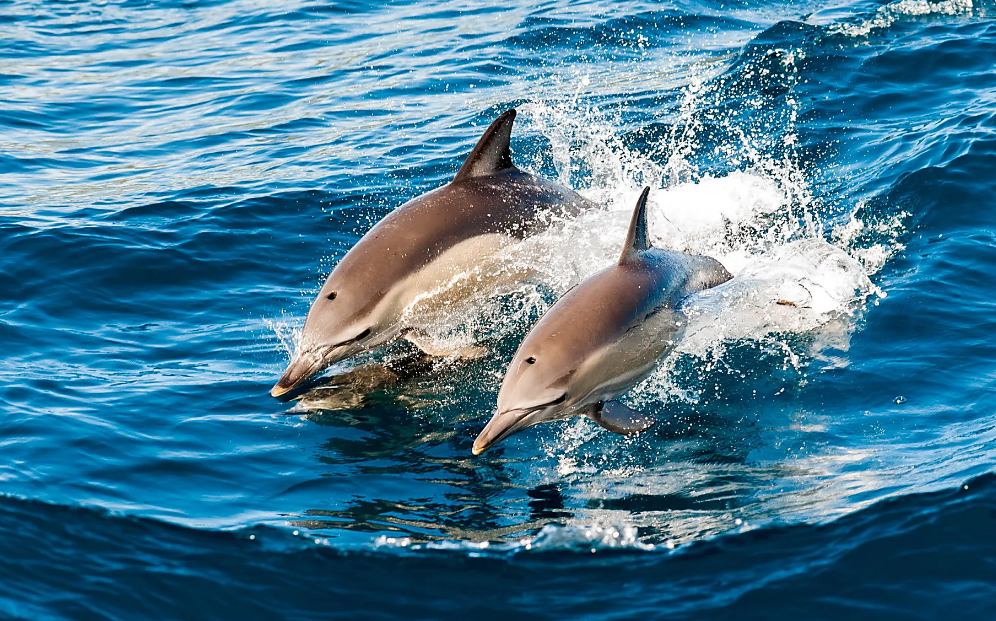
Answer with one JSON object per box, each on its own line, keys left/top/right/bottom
{"left": 270, "top": 269, "right": 397, "bottom": 398}
{"left": 473, "top": 339, "right": 585, "bottom": 455}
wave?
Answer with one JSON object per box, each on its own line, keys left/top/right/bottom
{"left": 2, "top": 474, "right": 995, "bottom": 619}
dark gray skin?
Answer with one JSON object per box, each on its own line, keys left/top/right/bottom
{"left": 272, "top": 109, "right": 598, "bottom": 398}
{"left": 473, "top": 187, "right": 733, "bottom": 455}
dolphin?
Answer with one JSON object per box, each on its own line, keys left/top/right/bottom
{"left": 472, "top": 187, "right": 733, "bottom": 455}
{"left": 271, "top": 109, "right": 598, "bottom": 398}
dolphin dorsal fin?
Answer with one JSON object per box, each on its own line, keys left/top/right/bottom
{"left": 619, "top": 187, "right": 651, "bottom": 264}
{"left": 453, "top": 109, "right": 517, "bottom": 182}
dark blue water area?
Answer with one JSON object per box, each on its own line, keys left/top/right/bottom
{"left": 2, "top": 0, "right": 996, "bottom": 618}
{"left": 2, "top": 474, "right": 995, "bottom": 620}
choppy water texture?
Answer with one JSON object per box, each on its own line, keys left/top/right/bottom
{"left": 2, "top": 0, "right": 996, "bottom": 618}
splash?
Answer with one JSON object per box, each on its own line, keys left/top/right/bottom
{"left": 275, "top": 51, "right": 902, "bottom": 418}
{"left": 490, "top": 103, "right": 887, "bottom": 361}
{"left": 481, "top": 52, "right": 904, "bottom": 492}
{"left": 265, "top": 317, "right": 302, "bottom": 359}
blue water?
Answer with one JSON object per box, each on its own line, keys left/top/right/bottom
{"left": 2, "top": 0, "right": 996, "bottom": 618}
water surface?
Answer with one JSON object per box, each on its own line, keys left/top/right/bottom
{"left": 2, "top": 0, "right": 996, "bottom": 618}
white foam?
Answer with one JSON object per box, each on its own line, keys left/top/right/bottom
{"left": 489, "top": 169, "right": 881, "bottom": 360}
{"left": 371, "top": 522, "right": 656, "bottom": 554}
{"left": 654, "top": 172, "right": 787, "bottom": 237}
{"left": 831, "top": 0, "right": 973, "bottom": 37}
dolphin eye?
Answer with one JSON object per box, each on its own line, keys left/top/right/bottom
{"left": 327, "top": 291, "right": 337, "bottom": 300}
{"left": 525, "top": 356, "right": 536, "bottom": 364}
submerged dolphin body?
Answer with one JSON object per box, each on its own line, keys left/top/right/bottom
{"left": 271, "top": 110, "right": 598, "bottom": 398}
{"left": 473, "top": 187, "right": 733, "bottom": 455}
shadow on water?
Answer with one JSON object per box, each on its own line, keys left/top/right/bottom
{"left": 288, "top": 347, "right": 438, "bottom": 413}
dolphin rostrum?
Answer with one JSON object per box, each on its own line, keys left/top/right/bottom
{"left": 271, "top": 109, "right": 598, "bottom": 398}
{"left": 472, "top": 187, "right": 733, "bottom": 455}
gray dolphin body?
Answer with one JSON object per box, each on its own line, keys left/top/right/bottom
{"left": 271, "top": 110, "right": 598, "bottom": 398}
{"left": 473, "top": 187, "right": 733, "bottom": 455}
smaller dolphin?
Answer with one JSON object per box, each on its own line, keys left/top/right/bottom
{"left": 473, "top": 187, "right": 733, "bottom": 455}
{"left": 271, "top": 109, "right": 597, "bottom": 398}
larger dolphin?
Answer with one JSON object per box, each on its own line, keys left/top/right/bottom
{"left": 271, "top": 110, "right": 598, "bottom": 398}
{"left": 472, "top": 187, "right": 733, "bottom": 455}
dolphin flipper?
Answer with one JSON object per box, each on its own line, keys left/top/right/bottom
{"left": 403, "top": 328, "right": 487, "bottom": 360}
{"left": 587, "top": 401, "right": 656, "bottom": 435}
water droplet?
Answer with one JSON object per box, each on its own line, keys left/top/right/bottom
{"left": 894, "top": 396, "right": 907, "bottom": 404}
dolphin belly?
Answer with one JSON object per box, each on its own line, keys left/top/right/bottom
{"left": 397, "top": 232, "right": 527, "bottom": 324}
{"left": 576, "top": 306, "right": 685, "bottom": 407}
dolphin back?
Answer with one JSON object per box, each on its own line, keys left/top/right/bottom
{"left": 619, "top": 186, "right": 732, "bottom": 301}
{"left": 682, "top": 253, "right": 733, "bottom": 295}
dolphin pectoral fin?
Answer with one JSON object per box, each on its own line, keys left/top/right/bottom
{"left": 403, "top": 328, "right": 487, "bottom": 360}
{"left": 587, "top": 401, "right": 656, "bottom": 435}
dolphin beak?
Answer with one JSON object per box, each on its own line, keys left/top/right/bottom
{"left": 472, "top": 414, "right": 507, "bottom": 455}
{"left": 270, "top": 353, "right": 324, "bottom": 399}
{"left": 472, "top": 408, "right": 534, "bottom": 455}
{"left": 474, "top": 393, "right": 568, "bottom": 454}
{"left": 270, "top": 338, "right": 364, "bottom": 399}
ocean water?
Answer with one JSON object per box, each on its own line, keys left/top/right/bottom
{"left": 2, "top": 0, "right": 996, "bottom": 618}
